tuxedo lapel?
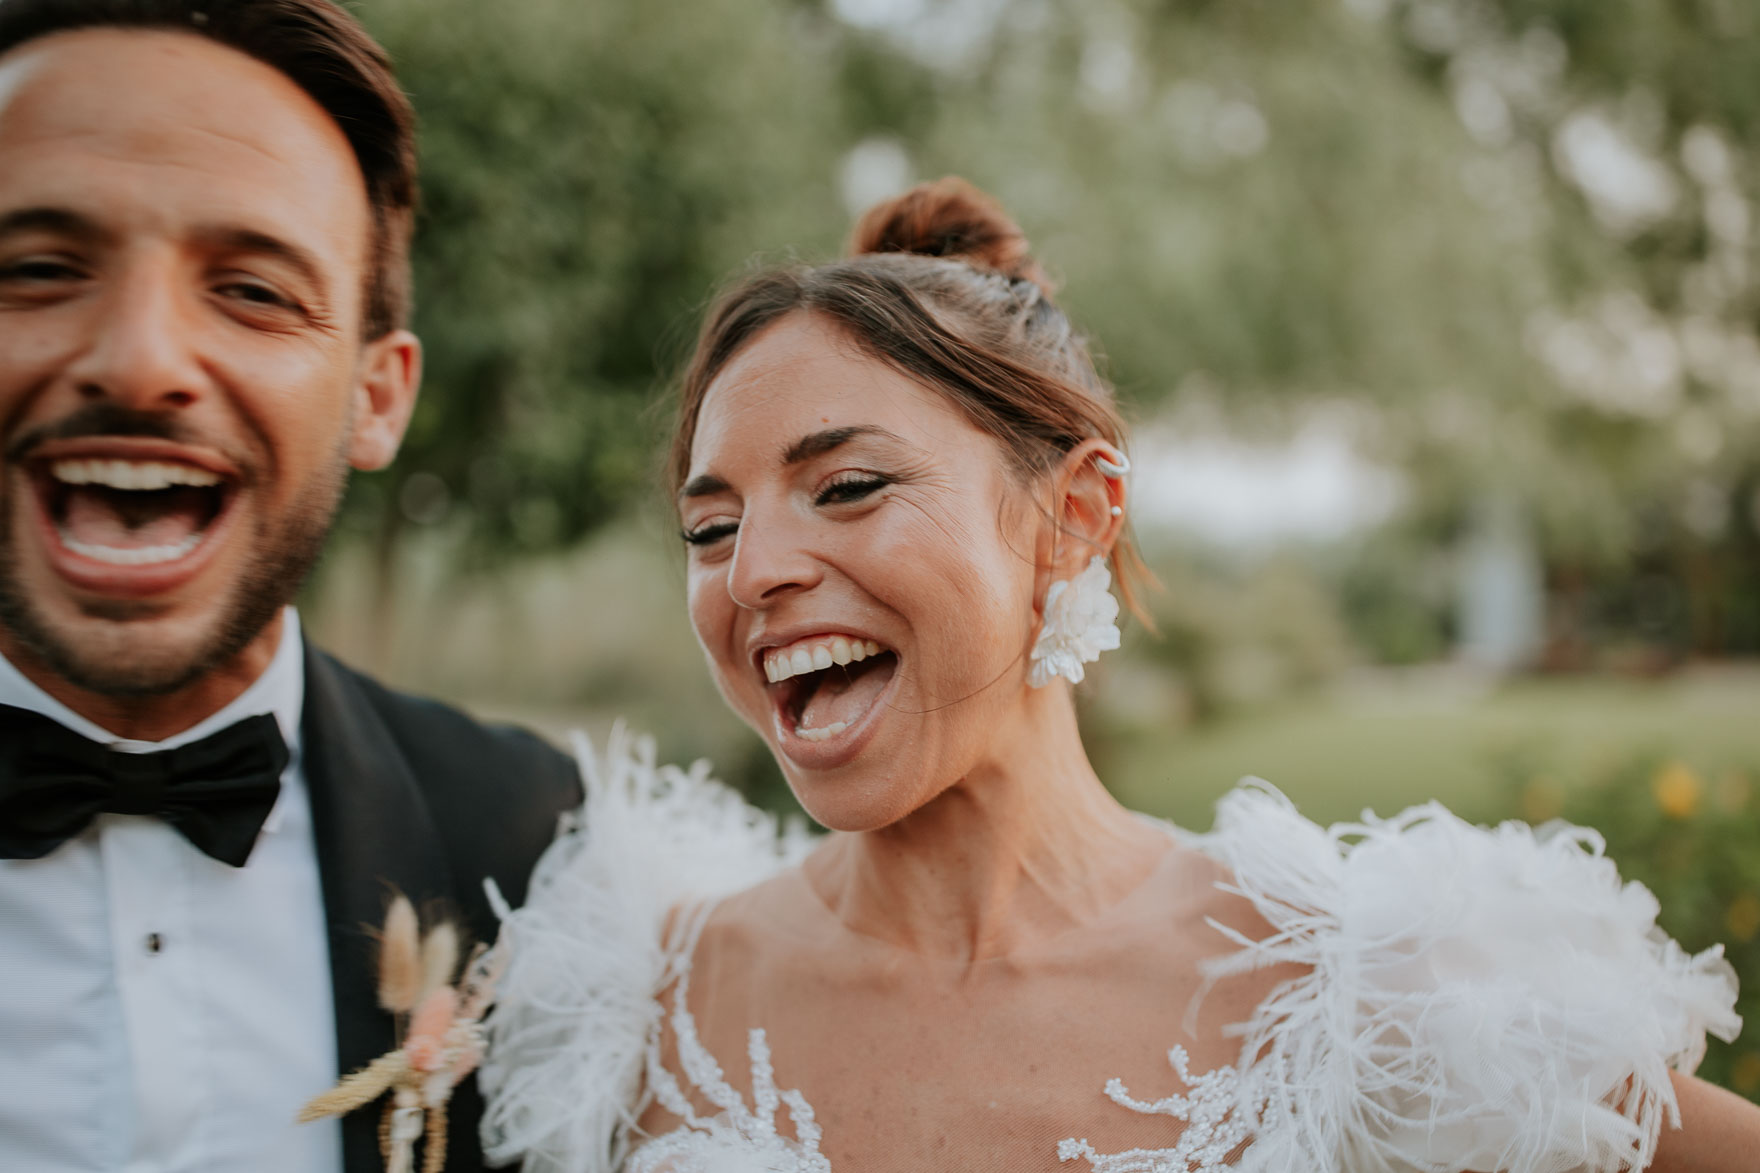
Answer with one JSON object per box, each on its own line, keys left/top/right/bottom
{"left": 301, "top": 648, "right": 458, "bottom": 1173}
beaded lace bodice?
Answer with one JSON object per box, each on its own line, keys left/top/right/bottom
{"left": 627, "top": 959, "right": 1270, "bottom": 1173}
{"left": 626, "top": 972, "right": 829, "bottom": 1173}
{"left": 479, "top": 733, "right": 1742, "bottom": 1173}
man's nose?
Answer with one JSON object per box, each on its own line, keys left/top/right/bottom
{"left": 61, "top": 259, "right": 207, "bottom": 410}
{"left": 727, "top": 512, "right": 824, "bottom": 610}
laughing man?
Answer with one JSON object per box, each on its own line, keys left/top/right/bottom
{"left": 0, "top": 3, "right": 580, "bottom": 1170}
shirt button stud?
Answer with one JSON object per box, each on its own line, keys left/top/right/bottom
{"left": 144, "top": 932, "right": 165, "bottom": 955}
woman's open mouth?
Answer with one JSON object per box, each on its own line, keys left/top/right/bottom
{"left": 762, "top": 633, "right": 900, "bottom": 751}
{"left": 27, "top": 451, "right": 240, "bottom": 592}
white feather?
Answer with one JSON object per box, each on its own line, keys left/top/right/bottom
{"left": 1200, "top": 782, "right": 1742, "bottom": 1173}
{"left": 478, "top": 723, "right": 814, "bottom": 1173}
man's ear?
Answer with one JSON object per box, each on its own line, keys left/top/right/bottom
{"left": 1036, "top": 438, "right": 1128, "bottom": 588}
{"left": 347, "top": 329, "right": 422, "bottom": 471}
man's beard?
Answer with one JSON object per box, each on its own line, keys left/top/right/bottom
{"left": 0, "top": 444, "right": 347, "bottom": 698}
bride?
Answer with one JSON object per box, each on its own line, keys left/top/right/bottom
{"left": 479, "top": 179, "right": 1758, "bottom": 1172}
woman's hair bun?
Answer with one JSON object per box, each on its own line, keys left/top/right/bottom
{"left": 849, "top": 176, "right": 1054, "bottom": 297}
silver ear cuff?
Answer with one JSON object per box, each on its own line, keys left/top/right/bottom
{"left": 1095, "top": 451, "right": 1131, "bottom": 479}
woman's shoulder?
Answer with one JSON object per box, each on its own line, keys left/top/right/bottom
{"left": 1185, "top": 780, "right": 1743, "bottom": 1172}
{"left": 477, "top": 726, "right": 813, "bottom": 1172}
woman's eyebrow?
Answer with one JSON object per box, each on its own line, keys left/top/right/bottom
{"left": 781, "top": 425, "right": 906, "bottom": 466}
{"left": 681, "top": 425, "right": 910, "bottom": 500}
{"left": 679, "top": 473, "right": 731, "bottom": 500}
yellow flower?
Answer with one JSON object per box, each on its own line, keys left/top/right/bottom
{"left": 1652, "top": 762, "right": 1704, "bottom": 820}
{"left": 1734, "top": 1052, "right": 1760, "bottom": 1095}
{"left": 1522, "top": 778, "right": 1563, "bottom": 824}
{"left": 1727, "top": 893, "right": 1760, "bottom": 943}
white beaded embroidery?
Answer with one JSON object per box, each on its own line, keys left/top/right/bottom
{"left": 1057, "top": 1046, "right": 1270, "bottom": 1172}
{"left": 628, "top": 972, "right": 830, "bottom": 1173}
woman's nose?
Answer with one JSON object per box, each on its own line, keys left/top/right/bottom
{"left": 726, "top": 512, "right": 823, "bottom": 609}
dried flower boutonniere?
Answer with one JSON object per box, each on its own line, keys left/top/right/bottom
{"left": 300, "top": 894, "right": 506, "bottom": 1173}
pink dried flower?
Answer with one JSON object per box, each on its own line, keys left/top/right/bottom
{"left": 404, "top": 987, "right": 458, "bottom": 1073}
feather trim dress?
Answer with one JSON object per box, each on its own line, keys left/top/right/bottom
{"left": 478, "top": 729, "right": 1741, "bottom": 1173}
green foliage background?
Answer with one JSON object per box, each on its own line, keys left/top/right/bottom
{"left": 341, "top": 0, "right": 1760, "bottom": 615}
{"left": 345, "top": 0, "right": 847, "bottom": 564}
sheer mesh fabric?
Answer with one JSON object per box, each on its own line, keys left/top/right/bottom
{"left": 624, "top": 853, "right": 1278, "bottom": 1172}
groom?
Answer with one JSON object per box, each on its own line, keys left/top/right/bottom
{"left": 0, "top": 2, "right": 580, "bottom": 1171}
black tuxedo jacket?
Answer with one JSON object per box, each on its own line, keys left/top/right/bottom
{"left": 301, "top": 646, "right": 581, "bottom": 1173}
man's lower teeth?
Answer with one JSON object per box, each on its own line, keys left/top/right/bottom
{"left": 61, "top": 531, "right": 203, "bottom": 566}
{"left": 795, "top": 721, "right": 849, "bottom": 742}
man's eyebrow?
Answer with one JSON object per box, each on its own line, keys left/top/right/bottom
{"left": 0, "top": 206, "right": 112, "bottom": 245}
{"left": 680, "top": 473, "right": 732, "bottom": 500}
{"left": 195, "top": 226, "right": 327, "bottom": 289}
{"left": 782, "top": 425, "right": 903, "bottom": 466}
{"left": 0, "top": 211, "right": 329, "bottom": 291}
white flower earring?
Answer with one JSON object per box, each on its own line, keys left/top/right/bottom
{"left": 1028, "top": 555, "right": 1122, "bottom": 687}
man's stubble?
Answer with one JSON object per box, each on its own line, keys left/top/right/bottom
{"left": 0, "top": 437, "right": 350, "bottom": 697}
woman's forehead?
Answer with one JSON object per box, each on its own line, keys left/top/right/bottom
{"left": 692, "top": 314, "right": 977, "bottom": 464}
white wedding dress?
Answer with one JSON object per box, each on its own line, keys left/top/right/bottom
{"left": 478, "top": 729, "right": 1741, "bottom": 1173}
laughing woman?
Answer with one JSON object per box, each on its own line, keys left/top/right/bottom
{"left": 480, "top": 180, "right": 1760, "bottom": 1172}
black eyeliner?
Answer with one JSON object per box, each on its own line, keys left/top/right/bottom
{"left": 814, "top": 473, "right": 889, "bottom": 506}
{"left": 681, "top": 521, "right": 738, "bottom": 546}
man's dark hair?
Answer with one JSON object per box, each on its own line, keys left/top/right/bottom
{"left": 0, "top": 0, "right": 417, "bottom": 339}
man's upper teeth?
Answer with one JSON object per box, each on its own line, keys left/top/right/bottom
{"left": 764, "top": 636, "right": 886, "bottom": 683}
{"left": 51, "top": 459, "right": 221, "bottom": 490}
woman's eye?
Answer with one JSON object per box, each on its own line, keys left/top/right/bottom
{"left": 682, "top": 521, "right": 739, "bottom": 547}
{"left": 815, "top": 475, "right": 889, "bottom": 506}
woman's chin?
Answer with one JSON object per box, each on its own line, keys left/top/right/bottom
{"left": 773, "top": 750, "right": 908, "bottom": 833}
{"left": 785, "top": 780, "right": 925, "bottom": 834}
{"left": 776, "top": 741, "right": 958, "bottom": 834}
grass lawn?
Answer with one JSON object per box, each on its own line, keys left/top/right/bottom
{"left": 1099, "top": 665, "right": 1760, "bottom": 831}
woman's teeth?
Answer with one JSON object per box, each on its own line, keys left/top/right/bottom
{"left": 795, "top": 721, "right": 849, "bottom": 742}
{"left": 764, "top": 636, "right": 885, "bottom": 683}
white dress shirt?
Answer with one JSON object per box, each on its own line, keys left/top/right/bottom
{"left": 0, "top": 608, "right": 343, "bottom": 1173}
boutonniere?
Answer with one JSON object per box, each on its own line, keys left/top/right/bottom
{"left": 300, "top": 894, "right": 505, "bottom": 1173}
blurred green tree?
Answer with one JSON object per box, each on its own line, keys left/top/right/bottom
{"left": 350, "top": 0, "right": 1552, "bottom": 562}
{"left": 330, "top": 0, "right": 1760, "bottom": 667}
{"left": 339, "top": 0, "right": 847, "bottom": 653}
{"left": 1379, "top": 0, "right": 1760, "bottom": 656}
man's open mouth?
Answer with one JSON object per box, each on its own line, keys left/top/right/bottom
{"left": 762, "top": 634, "right": 900, "bottom": 743}
{"left": 36, "top": 457, "right": 235, "bottom": 567}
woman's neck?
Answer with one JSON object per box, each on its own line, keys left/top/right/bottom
{"left": 802, "top": 692, "right": 1171, "bottom": 969}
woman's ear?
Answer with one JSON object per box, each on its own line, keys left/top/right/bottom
{"left": 1037, "top": 439, "right": 1128, "bottom": 588}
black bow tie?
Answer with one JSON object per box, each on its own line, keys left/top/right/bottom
{"left": 0, "top": 703, "right": 288, "bottom": 867}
